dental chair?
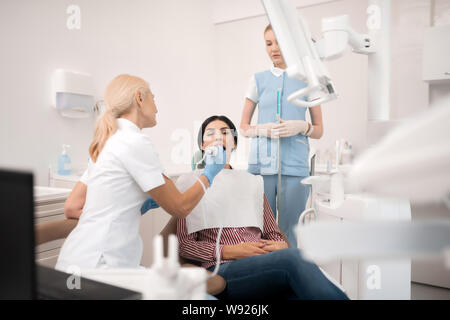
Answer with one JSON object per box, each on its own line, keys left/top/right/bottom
{"left": 35, "top": 217, "right": 226, "bottom": 297}
{"left": 158, "top": 216, "right": 226, "bottom": 296}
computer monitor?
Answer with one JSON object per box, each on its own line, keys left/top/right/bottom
{"left": 0, "top": 169, "right": 35, "bottom": 299}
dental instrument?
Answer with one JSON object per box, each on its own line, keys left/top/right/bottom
{"left": 194, "top": 145, "right": 220, "bottom": 169}
{"left": 276, "top": 88, "right": 282, "bottom": 226}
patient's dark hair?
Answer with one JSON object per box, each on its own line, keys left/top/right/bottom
{"left": 197, "top": 115, "right": 238, "bottom": 152}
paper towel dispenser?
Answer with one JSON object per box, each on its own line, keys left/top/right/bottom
{"left": 52, "top": 69, "right": 95, "bottom": 118}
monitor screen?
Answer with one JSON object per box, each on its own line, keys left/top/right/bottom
{"left": 0, "top": 169, "right": 35, "bottom": 299}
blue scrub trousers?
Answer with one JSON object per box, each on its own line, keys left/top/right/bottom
{"left": 262, "top": 175, "right": 309, "bottom": 248}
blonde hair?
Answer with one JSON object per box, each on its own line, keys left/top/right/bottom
{"left": 89, "top": 74, "right": 150, "bottom": 162}
{"left": 264, "top": 24, "right": 272, "bottom": 35}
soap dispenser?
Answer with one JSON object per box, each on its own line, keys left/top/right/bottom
{"left": 58, "top": 144, "right": 72, "bottom": 175}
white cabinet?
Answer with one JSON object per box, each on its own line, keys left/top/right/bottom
{"left": 423, "top": 25, "right": 450, "bottom": 83}
{"left": 34, "top": 186, "right": 71, "bottom": 268}
{"left": 304, "top": 167, "right": 412, "bottom": 299}
{"left": 313, "top": 201, "right": 412, "bottom": 300}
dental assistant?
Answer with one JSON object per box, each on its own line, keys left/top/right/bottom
{"left": 240, "top": 25, "right": 324, "bottom": 248}
{"left": 56, "top": 74, "right": 225, "bottom": 271}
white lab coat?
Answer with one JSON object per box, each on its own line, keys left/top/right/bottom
{"left": 56, "top": 118, "right": 165, "bottom": 271}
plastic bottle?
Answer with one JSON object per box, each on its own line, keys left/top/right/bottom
{"left": 58, "top": 144, "right": 72, "bottom": 175}
{"left": 341, "top": 141, "right": 353, "bottom": 165}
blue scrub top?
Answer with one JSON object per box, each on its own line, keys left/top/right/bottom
{"left": 248, "top": 70, "right": 310, "bottom": 177}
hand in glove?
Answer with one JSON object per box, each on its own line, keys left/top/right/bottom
{"left": 257, "top": 122, "right": 281, "bottom": 138}
{"left": 202, "top": 145, "right": 226, "bottom": 186}
{"left": 140, "top": 195, "right": 160, "bottom": 215}
{"left": 241, "top": 122, "right": 280, "bottom": 138}
{"left": 273, "top": 119, "right": 310, "bottom": 138}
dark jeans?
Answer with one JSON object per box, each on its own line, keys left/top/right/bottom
{"left": 207, "top": 248, "right": 349, "bottom": 300}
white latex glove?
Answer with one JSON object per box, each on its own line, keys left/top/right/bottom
{"left": 273, "top": 119, "right": 309, "bottom": 138}
{"left": 256, "top": 122, "right": 280, "bottom": 138}
{"left": 242, "top": 122, "right": 280, "bottom": 138}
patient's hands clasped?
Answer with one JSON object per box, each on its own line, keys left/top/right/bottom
{"left": 258, "top": 239, "right": 289, "bottom": 252}
{"left": 222, "top": 240, "right": 289, "bottom": 260}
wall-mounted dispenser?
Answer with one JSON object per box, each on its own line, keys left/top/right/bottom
{"left": 52, "top": 69, "right": 95, "bottom": 118}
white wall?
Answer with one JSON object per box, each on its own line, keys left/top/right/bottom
{"left": 391, "top": 0, "right": 431, "bottom": 120}
{"left": 211, "top": 0, "right": 336, "bottom": 24}
{"left": 0, "top": 0, "right": 217, "bottom": 185}
{"left": 1, "top": 0, "right": 449, "bottom": 185}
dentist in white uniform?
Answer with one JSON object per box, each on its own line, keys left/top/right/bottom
{"left": 56, "top": 74, "right": 225, "bottom": 271}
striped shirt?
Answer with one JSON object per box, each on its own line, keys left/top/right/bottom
{"left": 177, "top": 195, "right": 285, "bottom": 269}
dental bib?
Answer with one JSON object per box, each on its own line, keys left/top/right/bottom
{"left": 176, "top": 169, "right": 264, "bottom": 234}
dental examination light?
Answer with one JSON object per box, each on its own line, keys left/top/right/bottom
{"left": 262, "top": 0, "right": 391, "bottom": 120}
{"left": 315, "top": 15, "right": 376, "bottom": 60}
{"left": 262, "top": 0, "right": 338, "bottom": 108}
